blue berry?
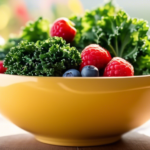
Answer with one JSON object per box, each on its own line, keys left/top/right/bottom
{"left": 81, "top": 65, "right": 99, "bottom": 77}
{"left": 63, "top": 69, "right": 81, "bottom": 77}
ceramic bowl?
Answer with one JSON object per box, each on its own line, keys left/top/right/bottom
{"left": 0, "top": 74, "right": 150, "bottom": 146}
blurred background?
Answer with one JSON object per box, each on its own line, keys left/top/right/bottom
{"left": 0, "top": 0, "right": 150, "bottom": 42}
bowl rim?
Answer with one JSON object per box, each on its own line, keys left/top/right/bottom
{"left": 0, "top": 73, "right": 150, "bottom": 79}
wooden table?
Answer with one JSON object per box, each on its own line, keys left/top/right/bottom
{"left": 0, "top": 115, "right": 150, "bottom": 150}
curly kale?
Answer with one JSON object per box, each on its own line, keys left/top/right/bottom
{"left": 96, "top": 10, "right": 150, "bottom": 75}
{"left": 21, "top": 17, "right": 50, "bottom": 42}
{"left": 0, "top": 17, "right": 50, "bottom": 60}
{"left": 70, "top": 1, "right": 119, "bottom": 52}
{"left": 70, "top": 1, "right": 150, "bottom": 75}
{"left": 4, "top": 37, "right": 81, "bottom": 76}
{"left": 0, "top": 37, "right": 22, "bottom": 60}
{"left": 134, "top": 37, "right": 150, "bottom": 75}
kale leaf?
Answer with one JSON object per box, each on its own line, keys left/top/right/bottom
{"left": 0, "top": 37, "right": 22, "bottom": 60}
{"left": 70, "top": 1, "right": 150, "bottom": 75}
{"left": 4, "top": 37, "right": 81, "bottom": 76}
{"left": 0, "top": 17, "right": 50, "bottom": 60}
{"left": 21, "top": 17, "right": 50, "bottom": 42}
{"left": 96, "top": 10, "right": 150, "bottom": 75}
{"left": 70, "top": 1, "right": 119, "bottom": 52}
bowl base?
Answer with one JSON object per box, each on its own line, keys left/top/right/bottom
{"left": 35, "top": 135, "right": 121, "bottom": 146}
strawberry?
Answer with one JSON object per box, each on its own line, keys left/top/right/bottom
{"left": 0, "top": 61, "right": 7, "bottom": 73}
{"left": 103, "top": 57, "right": 134, "bottom": 77}
{"left": 80, "top": 44, "right": 112, "bottom": 71}
{"left": 50, "top": 18, "right": 76, "bottom": 43}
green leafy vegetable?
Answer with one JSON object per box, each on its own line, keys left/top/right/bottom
{"left": 70, "top": 1, "right": 150, "bottom": 75}
{"left": 96, "top": 10, "right": 150, "bottom": 75}
{"left": 21, "top": 17, "right": 50, "bottom": 42}
{"left": 0, "top": 17, "right": 50, "bottom": 60}
{"left": 3, "top": 1, "right": 150, "bottom": 76}
{"left": 134, "top": 37, "right": 150, "bottom": 75}
{"left": 0, "top": 37, "right": 22, "bottom": 60}
{"left": 70, "top": 1, "right": 119, "bottom": 52}
{"left": 4, "top": 37, "right": 81, "bottom": 76}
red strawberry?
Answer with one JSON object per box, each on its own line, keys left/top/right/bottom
{"left": 80, "top": 44, "right": 112, "bottom": 71}
{"left": 103, "top": 57, "right": 134, "bottom": 77}
{"left": 0, "top": 61, "right": 7, "bottom": 73}
{"left": 50, "top": 18, "right": 76, "bottom": 43}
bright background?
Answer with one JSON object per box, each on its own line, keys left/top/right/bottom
{"left": 0, "top": 0, "right": 150, "bottom": 41}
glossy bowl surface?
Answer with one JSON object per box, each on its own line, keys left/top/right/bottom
{"left": 0, "top": 74, "right": 150, "bottom": 146}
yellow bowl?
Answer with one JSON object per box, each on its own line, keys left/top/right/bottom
{"left": 0, "top": 74, "right": 150, "bottom": 146}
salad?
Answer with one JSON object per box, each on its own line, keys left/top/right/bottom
{"left": 0, "top": 1, "right": 150, "bottom": 77}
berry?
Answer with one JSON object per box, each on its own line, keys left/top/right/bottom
{"left": 63, "top": 69, "right": 81, "bottom": 77}
{"left": 50, "top": 18, "right": 76, "bottom": 43}
{"left": 81, "top": 65, "right": 99, "bottom": 77}
{"left": 103, "top": 57, "right": 134, "bottom": 77}
{"left": 0, "top": 61, "right": 7, "bottom": 73}
{"left": 80, "top": 44, "right": 112, "bottom": 71}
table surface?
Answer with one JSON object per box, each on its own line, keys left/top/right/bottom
{"left": 0, "top": 114, "right": 150, "bottom": 150}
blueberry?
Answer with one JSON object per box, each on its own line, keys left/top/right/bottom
{"left": 63, "top": 69, "right": 81, "bottom": 77}
{"left": 81, "top": 65, "right": 99, "bottom": 77}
